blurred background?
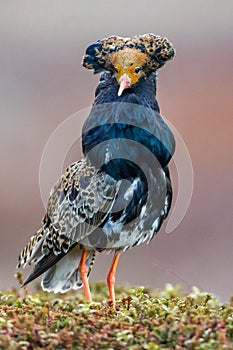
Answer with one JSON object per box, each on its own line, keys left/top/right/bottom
{"left": 0, "top": 1, "right": 232, "bottom": 301}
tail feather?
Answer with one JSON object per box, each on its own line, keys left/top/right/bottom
{"left": 41, "top": 245, "right": 95, "bottom": 293}
{"left": 21, "top": 243, "right": 77, "bottom": 287}
{"left": 21, "top": 244, "right": 96, "bottom": 294}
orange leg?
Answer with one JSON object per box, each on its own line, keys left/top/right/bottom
{"left": 78, "top": 249, "right": 92, "bottom": 302}
{"left": 107, "top": 252, "right": 120, "bottom": 307}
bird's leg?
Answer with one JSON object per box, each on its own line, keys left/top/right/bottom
{"left": 107, "top": 252, "right": 120, "bottom": 307}
{"left": 78, "top": 249, "right": 92, "bottom": 302}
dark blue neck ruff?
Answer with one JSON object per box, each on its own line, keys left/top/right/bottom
{"left": 82, "top": 72, "right": 175, "bottom": 180}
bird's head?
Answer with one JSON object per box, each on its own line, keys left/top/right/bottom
{"left": 111, "top": 48, "right": 148, "bottom": 96}
{"left": 82, "top": 34, "right": 175, "bottom": 96}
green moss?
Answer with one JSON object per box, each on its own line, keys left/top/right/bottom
{"left": 0, "top": 283, "right": 232, "bottom": 349}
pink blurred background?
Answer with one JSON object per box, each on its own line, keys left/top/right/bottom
{"left": 0, "top": 1, "right": 232, "bottom": 300}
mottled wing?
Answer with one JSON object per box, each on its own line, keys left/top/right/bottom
{"left": 18, "top": 158, "right": 118, "bottom": 268}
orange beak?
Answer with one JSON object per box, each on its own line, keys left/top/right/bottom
{"left": 118, "top": 74, "right": 131, "bottom": 96}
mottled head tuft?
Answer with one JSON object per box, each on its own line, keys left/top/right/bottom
{"left": 82, "top": 34, "right": 175, "bottom": 74}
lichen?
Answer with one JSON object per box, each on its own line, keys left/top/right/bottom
{"left": 0, "top": 282, "right": 232, "bottom": 349}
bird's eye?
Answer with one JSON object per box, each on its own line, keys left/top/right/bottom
{"left": 134, "top": 66, "right": 141, "bottom": 74}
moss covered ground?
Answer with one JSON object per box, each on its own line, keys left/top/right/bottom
{"left": 0, "top": 276, "right": 233, "bottom": 349}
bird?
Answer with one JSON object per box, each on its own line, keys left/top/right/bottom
{"left": 17, "top": 34, "right": 176, "bottom": 307}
